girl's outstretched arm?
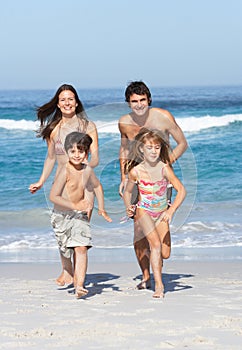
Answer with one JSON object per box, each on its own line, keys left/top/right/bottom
{"left": 162, "top": 165, "right": 186, "bottom": 223}
{"left": 123, "top": 168, "right": 137, "bottom": 218}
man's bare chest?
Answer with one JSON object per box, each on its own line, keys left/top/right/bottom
{"left": 126, "top": 121, "right": 167, "bottom": 141}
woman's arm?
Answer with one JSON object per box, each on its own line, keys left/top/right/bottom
{"left": 87, "top": 121, "right": 99, "bottom": 168}
{"left": 29, "top": 138, "right": 56, "bottom": 193}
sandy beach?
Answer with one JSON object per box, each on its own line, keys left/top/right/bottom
{"left": 0, "top": 251, "right": 242, "bottom": 350}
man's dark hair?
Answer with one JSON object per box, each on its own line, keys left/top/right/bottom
{"left": 125, "top": 81, "right": 152, "bottom": 106}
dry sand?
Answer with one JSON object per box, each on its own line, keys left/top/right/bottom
{"left": 0, "top": 259, "right": 242, "bottom": 349}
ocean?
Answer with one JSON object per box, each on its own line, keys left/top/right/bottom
{"left": 0, "top": 85, "right": 241, "bottom": 263}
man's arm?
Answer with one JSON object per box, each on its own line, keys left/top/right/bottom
{"left": 163, "top": 110, "right": 188, "bottom": 163}
{"left": 118, "top": 120, "right": 130, "bottom": 196}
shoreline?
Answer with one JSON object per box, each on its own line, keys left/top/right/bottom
{"left": 0, "top": 246, "right": 241, "bottom": 264}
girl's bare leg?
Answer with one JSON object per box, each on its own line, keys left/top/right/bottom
{"left": 158, "top": 221, "right": 171, "bottom": 260}
{"left": 152, "top": 221, "right": 171, "bottom": 297}
{"left": 134, "top": 222, "right": 151, "bottom": 289}
{"left": 135, "top": 211, "right": 165, "bottom": 297}
{"left": 145, "top": 230, "right": 164, "bottom": 298}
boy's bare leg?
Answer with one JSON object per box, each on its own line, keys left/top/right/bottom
{"left": 56, "top": 254, "right": 73, "bottom": 286}
{"left": 74, "top": 246, "right": 88, "bottom": 298}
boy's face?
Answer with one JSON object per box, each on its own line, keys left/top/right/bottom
{"left": 128, "top": 93, "right": 149, "bottom": 116}
{"left": 67, "top": 143, "right": 87, "bottom": 166}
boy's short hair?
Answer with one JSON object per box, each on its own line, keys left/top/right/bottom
{"left": 125, "top": 81, "right": 152, "bottom": 105}
{"left": 64, "top": 131, "right": 93, "bottom": 154}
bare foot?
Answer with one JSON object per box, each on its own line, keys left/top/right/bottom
{"left": 75, "top": 286, "right": 88, "bottom": 299}
{"left": 136, "top": 279, "right": 151, "bottom": 290}
{"left": 153, "top": 285, "right": 164, "bottom": 298}
{"left": 55, "top": 271, "right": 73, "bottom": 286}
{"left": 56, "top": 278, "right": 65, "bottom": 286}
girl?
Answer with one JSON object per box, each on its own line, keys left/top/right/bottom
{"left": 123, "top": 128, "right": 186, "bottom": 298}
{"left": 29, "top": 84, "right": 99, "bottom": 286}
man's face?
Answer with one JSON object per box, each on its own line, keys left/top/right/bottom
{"left": 129, "top": 93, "right": 149, "bottom": 116}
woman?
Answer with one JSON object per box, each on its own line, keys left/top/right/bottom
{"left": 29, "top": 84, "right": 99, "bottom": 286}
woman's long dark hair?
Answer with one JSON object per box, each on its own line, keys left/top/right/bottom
{"left": 125, "top": 128, "right": 171, "bottom": 173}
{"left": 36, "top": 84, "right": 88, "bottom": 140}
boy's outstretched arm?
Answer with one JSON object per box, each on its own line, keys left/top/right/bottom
{"left": 91, "top": 171, "right": 112, "bottom": 222}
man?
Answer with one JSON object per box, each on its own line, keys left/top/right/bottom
{"left": 118, "top": 81, "right": 187, "bottom": 289}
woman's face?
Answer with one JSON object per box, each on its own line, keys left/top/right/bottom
{"left": 58, "top": 90, "right": 77, "bottom": 117}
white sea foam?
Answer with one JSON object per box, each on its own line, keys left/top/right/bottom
{"left": 178, "top": 114, "right": 242, "bottom": 132}
{"left": 0, "top": 119, "right": 38, "bottom": 130}
{"left": 1, "top": 215, "right": 241, "bottom": 251}
{"left": 0, "top": 113, "right": 242, "bottom": 133}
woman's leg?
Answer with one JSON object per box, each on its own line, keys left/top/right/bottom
{"left": 145, "top": 229, "right": 164, "bottom": 297}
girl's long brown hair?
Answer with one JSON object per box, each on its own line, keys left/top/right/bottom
{"left": 125, "top": 128, "right": 171, "bottom": 173}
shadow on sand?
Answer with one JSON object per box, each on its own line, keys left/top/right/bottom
{"left": 58, "top": 272, "right": 121, "bottom": 299}
{"left": 134, "top": 272, "right": 194, "bottom": 294}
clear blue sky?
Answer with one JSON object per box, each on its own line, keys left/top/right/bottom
{"left": 1, "top": 0, "right": 242, "bottom": 89}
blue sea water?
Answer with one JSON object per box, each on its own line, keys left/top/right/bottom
{"left": 0, "top": 85, "right": 242, "bottom": 262}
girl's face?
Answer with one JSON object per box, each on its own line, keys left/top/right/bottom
{"left": 141, "top": 140, "right": 161, "bottom": 164}
{"left": 67, "top": 144, "right": 87, "bottom": 166}
{"left": 58, "top": 90, "right": 77, "bottom": 117}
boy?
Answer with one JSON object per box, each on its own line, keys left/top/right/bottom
{"left": 50, "top": 131, "right": 111, "bottom": 298}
